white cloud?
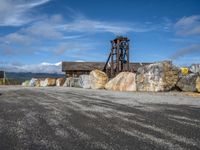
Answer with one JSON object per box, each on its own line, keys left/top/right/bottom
{"left": 17, "top": 0, "right": 51, "bottom": 9}
{"left": 41, "top": 62, "right": 61, "bottom": 66}
{"left": 175, "top": 15, "right": 200, "bottom": 36}
{"left": 0, "top": 0, "right": 51, "bottom": 26}
{"left": 64, "top": 7, "right": 155, "bottom": 34}
{"left": 0, "top": 12, "right": 153, "bottom": 56}
{"left": 170, "top": 44, "right": 200, "bottom": 60}
{"left": 75, "top": 60, "right": 85, "bottom": 62}
{"left": 58, "top": 18, "right": 153, "bottom": 35}
{"left": 0, "top": 61, "right": 62, "bottom": 73}
{"left": 54, "top": 41, "right": 97, "bottom": 55}
{"left": 175, "top": 15, "right": 200, "bottom": 27}
{"left": 24, "top": 22, "right": 63, "bottom": 39}
{"left": 4, "top": 33, "right": 33, "bottom": 44}
{"left": 0, "top": 7, "right": 157, "bottom": 62}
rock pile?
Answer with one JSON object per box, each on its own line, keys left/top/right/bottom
{"left": 63, "top": 77, "right": 73, "bottom": 87}
{"left": 176, "top": 74, "right": 198, "bottom": 92}
{"left": 79, "top": 75, "right": 91, "bottom": 89}
{"left": 22, "top": 78, "right": 60, "bottom": 87}
{"left": 196, "top": 76, "right": 200, "bottom": 92}
{"left": 189, "top": 64, "right": 200, "bottom": 74}
{"left": 63, "top": 77, "right": 81, "bottom": 88}
{"left": 29, "top": 78, "right": 38, "bottom": 87}
{"left": 21, "top": 62, "right": 200, "bottom": 93}
{"left": 41, "top": 78, "right": 56, "bottom": 87}
{"left": 56, "top": 78, "right": 65, "bottom": 86}
{"left": 90, "top": 70, "right": 108, "bottom": 89}
{"left": 22, "top": 80, "right": 30, "bottom": 87}
{"left": 105, "top": 72, "right": 136, "bottom": 91}
{"left": 136, "top": 61, "right": 179, "bottom": 92}
{"left": 176, "top": 63, "right": 200, "bottom": 93}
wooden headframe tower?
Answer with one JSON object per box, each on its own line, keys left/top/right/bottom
{"left": 104, "top": 36, "right": 130, "bottom": 77}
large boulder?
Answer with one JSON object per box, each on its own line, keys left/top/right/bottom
{"left": 35, "top": 79, "right": 41, "bottom": 87}
{"left": 79, "top": 75, "right": 91, "bottom": 89}
{"left": 189, "top": 64, "right": 200, "bottom": 74}
{"left": 29, "top": 78, "right": 37, "bottom": 87}
{"left": 40, "top": 79, "right": 47, "bottom": 87}
{"left": 56, "top": 78, "right": 65, "bottom": 86}
{"left": 105, "top": 72, "right": 137, "bottom": 91}
{"left": 90, "top": 70, "right": 108, "bottom": 89}
{"left": 63, "top": 77, "right": 73, "bottom": 87}
{"left": 136, "top": 61, "right": 179, "bottom": 92}
{"left": 72, "top": 78, "right": 81, "bottom": 87}
{"left": 40, "top": 78, "right": 56, "bottom": 87}
{"left": 29, "top": 78, "right": 40, "bottom": 87}
{"left": 63, "top": 77, "right": 81, "bottom": 88}
{"left": 22, "top": 80, "right": 30, "bottom": 87}
{"left": 196, "top": 76, "right": 200, "bottom": 93}
{"left": 176, "top": 74, "right": 198, "bottom": 92}
{"left": 47, "top": 78, "right": 56, "bottom": 86}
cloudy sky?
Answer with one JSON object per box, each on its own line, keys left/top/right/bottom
{"left": 0, "top": 0, "right": 200, "bottom": 73}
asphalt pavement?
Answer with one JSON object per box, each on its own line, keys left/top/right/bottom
{"left": 0, "top": 86, "right": 200, "bottom": 150}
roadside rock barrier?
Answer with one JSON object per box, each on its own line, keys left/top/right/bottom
{"left": 29, "top": 78, "right": 40, "bottom": 87}
{"left": 189, "top": 64, "right": 200, "bottom": 74}
{"left": 90, "top": 69, "right": 108, "bottom": 89}
{"left": 176, "top": 73, "right": 198, "bottom": 92}
{"left": 73, "top": 78, "right": 81, "bottom": 87}
{"left": 105, "top": 72, "right": 137, "bottom": 91}
{"left": 63, "top": 77, "right": 73, "bottom": 87}
{"left": 56, "top": 78, "right": 65, "bottom": 86}
{"left": 29, "top": 78, "right": 37, "bottom": 87}
{"left": 136, "top": 61, "right": 179, "bottom": 92}
{"left": 196, "top": 76, "right": 200, "bottom": 93}
{"left": 40, "top": 78, "right": 56, "bottom": 87}
{"left": 63, "top": 77, "right": 81, "bottom": 88}
{"left": 46, "top": 78, "right": 56, "bottom": 86}
{"left": 79, "top": 75, "right": 91, "bottom": 89}
{"left": 40, "top": 79, "right": 46, "bottom": 87}
{"left": 22, "top": 80, "right": 30, "bottom": 87}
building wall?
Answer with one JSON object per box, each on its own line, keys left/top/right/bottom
{"left": 65, "top": 70, "right": 91, "bottom": 77}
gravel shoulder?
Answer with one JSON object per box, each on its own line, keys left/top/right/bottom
{"left": 0, "top": 86, "right": 200, "bottom": 150}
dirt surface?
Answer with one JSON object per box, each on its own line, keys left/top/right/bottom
{"left": 0, "top": 86, "right": 200, "bottom": 150}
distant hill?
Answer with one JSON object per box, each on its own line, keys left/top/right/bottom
{"left": 3, "top": 72, "right": 65, "bottom": 85}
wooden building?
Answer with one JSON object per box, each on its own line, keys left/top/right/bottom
{"left": 62, "top": 62, "right": 151, "bottom": 77}
{"left": 62, "top": 62, "right": 105, "bottom": 77}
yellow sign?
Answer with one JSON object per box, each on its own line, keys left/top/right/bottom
{"left": 181, "top": 68, "right": 189, "bottom": 75}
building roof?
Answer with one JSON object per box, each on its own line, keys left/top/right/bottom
{"left": 62, "top": 62, "right": 151, "bottom": 72}
{"left": 62, "top": 62, "right": 105, "bottom": 71}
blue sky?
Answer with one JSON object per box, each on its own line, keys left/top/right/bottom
{"left": 0, "top": 0, "right": 200, "bottom": 73}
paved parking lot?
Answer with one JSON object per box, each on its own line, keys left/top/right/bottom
{"left": 0, "top": 86, "right": 200, "bottom": 150}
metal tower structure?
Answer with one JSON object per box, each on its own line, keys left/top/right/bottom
{"left": 104, "top": 36, "right": 130, "bottom": 77}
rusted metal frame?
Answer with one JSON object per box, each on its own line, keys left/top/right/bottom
{"left": 116, "top": 39, "right": 120, "bottom": 74}
{"left": 111, "top": 41, "right": 114, "bottom": 77}
{"left": 103, "top": 37, "right": 130, "bottom": 77}
{"left": 127, "top": 41, "right": 130, "bottom": 71}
